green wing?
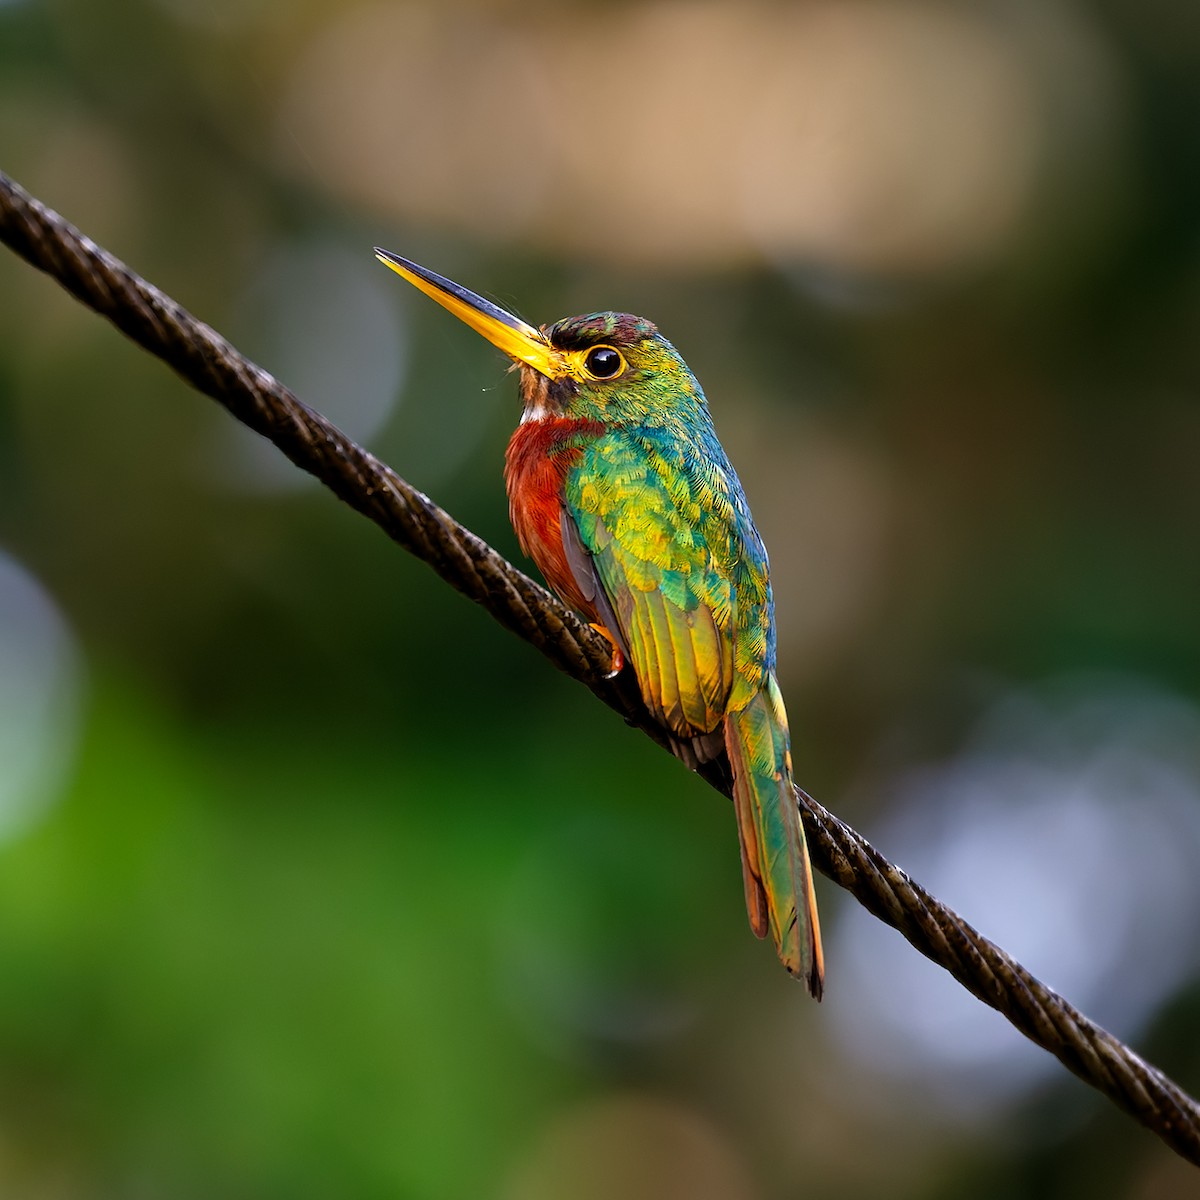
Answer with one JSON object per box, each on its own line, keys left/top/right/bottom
{"left": 562, "top": 427, "right": 822, "bottom": 993}
{"left": 562, "top": 429, "right": 763, "bottom": 737}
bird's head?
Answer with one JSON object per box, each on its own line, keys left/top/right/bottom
{"left": 375, "top": 249, "right": 706, "bottom": 428}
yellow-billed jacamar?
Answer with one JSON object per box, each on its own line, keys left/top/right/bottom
{"left": 377, "top": 249, "right": 824, "bottom": 997}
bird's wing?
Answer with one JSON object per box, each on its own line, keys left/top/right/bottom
{"left": 559, "top": 511, "right": 631, "bottom": 662}
{"left": 560, "top": 437, "right": 740, "bottom": 738}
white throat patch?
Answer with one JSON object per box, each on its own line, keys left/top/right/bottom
{"left": 519, "top": 399, "right": 554, "bottom": 424}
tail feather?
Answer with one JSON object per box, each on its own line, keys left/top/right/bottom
{"left": 724, "top": 676, "right": 824, "bottom": 999}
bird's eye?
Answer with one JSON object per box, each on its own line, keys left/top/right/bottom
{"left": 582, "top": 346, "right": 625, "bottom": 380}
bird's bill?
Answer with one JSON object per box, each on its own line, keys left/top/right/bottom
{"left": 374, "top": 248, "right": 565, "bottom": 379}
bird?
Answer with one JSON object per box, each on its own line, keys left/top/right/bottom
{"left": 375, "top": 248, "right": 824, "bottom": 998}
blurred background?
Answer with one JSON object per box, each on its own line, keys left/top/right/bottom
{"left": 2, "top": 0, "right": 1199, "bottom": 1195}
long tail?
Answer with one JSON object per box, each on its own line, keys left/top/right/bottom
{"left": 724, "top": 675, "right": 824, "bottom": 999}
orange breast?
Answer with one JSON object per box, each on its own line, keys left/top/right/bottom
{"left": 504, "top": 419, "right": 603, "bottom": 618}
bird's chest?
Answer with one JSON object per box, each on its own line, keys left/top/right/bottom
{"left": 504, "top": 418, "right": 604, "bottom": 611}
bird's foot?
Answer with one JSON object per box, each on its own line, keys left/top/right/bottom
{"left": 590, "top": 624, "right": 625, "bottom": 678}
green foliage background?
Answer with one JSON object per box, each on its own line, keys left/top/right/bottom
{"left": 1, "top": 1, "right": 1199, "bottom": 1196}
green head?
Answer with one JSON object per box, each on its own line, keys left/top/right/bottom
{"left": 521, "top": 310, "right": 707, "bottom": 428}
{"left": 374, "top": 249, "right": 707, "bottom": 428}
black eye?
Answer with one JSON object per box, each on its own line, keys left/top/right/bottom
{"left": 584, "top": 346, "right": 624, "bottom": 379}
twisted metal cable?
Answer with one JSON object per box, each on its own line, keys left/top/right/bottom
{"left": 2, "top": 168, "right": 1197, "bottom": 1164}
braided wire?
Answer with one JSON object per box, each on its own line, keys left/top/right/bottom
{"left": 2, "top": 168, "right": 1197, "bottom": 1164}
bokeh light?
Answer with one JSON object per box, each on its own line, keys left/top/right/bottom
{"left": 833, "top": 677, "right": 1200, "bottom": 1122}
{"left": 213, "top": 237, "right": 409, "bottom": 491}
{"left": 272, "top": 0, "right": 1125, "bottom": 280}
{"left": 0, "top": 551, "right": 83, "bottom": 846}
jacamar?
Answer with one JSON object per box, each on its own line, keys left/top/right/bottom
{"left": 376, "top": 249, "right": 824, "bottom": 997}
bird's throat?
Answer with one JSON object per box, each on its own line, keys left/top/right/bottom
{"left": 518, "top": 365, "right": 576, "bottom": 424}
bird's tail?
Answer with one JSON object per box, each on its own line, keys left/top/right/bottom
{"left": 724, "top": 676, "right": 824, "bottom": 999}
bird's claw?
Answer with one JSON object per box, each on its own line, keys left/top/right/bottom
{"left": 590, "top": 624, "right": 625, "bottom": 679}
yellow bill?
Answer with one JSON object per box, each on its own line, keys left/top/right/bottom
{"left": 374, "top": 248, "right": 566, "bottom": 379}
